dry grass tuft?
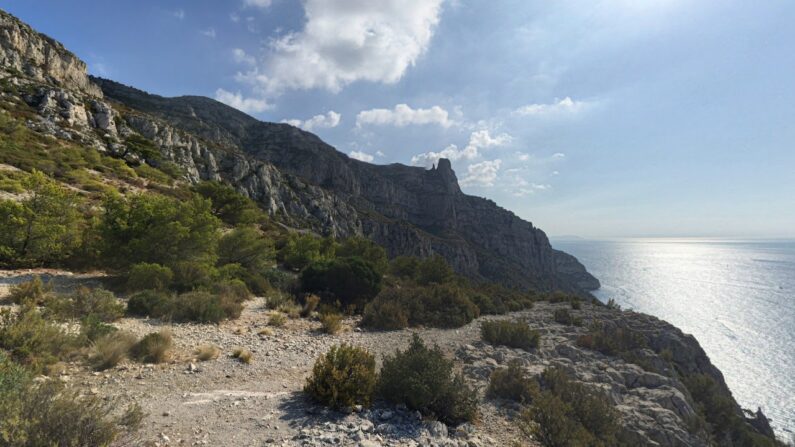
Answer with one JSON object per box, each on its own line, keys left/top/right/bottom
{"left": 268, "top": 312, "right": 287, "bottom": 327}
{"left": 320, "top": 313, "right": 343, "bottom": 335}
{"left": 194, "top": 344, "right": 220, "bottom": 361}
{"left": 232, "top": 348, "right": 253, "bottom": 364}
{"left": 90, "top": 332, "right": 138, "bottom": 371}
{"left": 131, "top": 330, "right": 172, "bottom": 364}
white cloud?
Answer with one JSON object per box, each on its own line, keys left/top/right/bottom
{"left": 461, "top": 159, "right": 502, "bottom": 187}
{"left": 171, "top": 9, "right": 185, "bottom": 20}
{"left": 513, "top": 97, "right": 590, "bottom": 117}
{"left": 513, "top": 183, "right": 552, "bottom": 197}
{"left": 356, "top": 104, "right": 451, "bottom": 128}
{"left": 214, "top": 88, "right": 272, "bottom": 114}
{"left": 411, "top": 130, "right": 512, "bottom": 167}
{"left": 376, "top": 150, "right": 385, "bottom": 157}
{"left": 201, "top": 28, "right": 217, "bottom": 39}
{"left": 516, "top": 152, "right": 530, "bottom": 161}
{"left": 552, "top": 152, "right": 566, "bottom": 158}
{"left": 239, "top": 0, "right": 444, "bottom": 93}
{"left": 243, "top": 0, "right": 272, "bottom": 8}
{"left": 232, "top": 48, "right": 256, "bottom": 65}
{"left": 282, "top": 111, "right": 341, "bottom": 132}
{"left": 349, "top": 150, "right": 374, "bottom": 162}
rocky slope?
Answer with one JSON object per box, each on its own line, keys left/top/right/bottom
{"left": 1, "top": 7, "right": 598, "bottom": 294}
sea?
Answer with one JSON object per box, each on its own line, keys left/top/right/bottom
{"left": 552, "top": 238, "right": 795, "bottom": 441}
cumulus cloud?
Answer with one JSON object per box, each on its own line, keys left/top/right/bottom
{"left": 512, "top": 180, "right": 551, "bottom": 197}
{"left": 356, "top": 104, "right": 451, "bottom": 128}
{"left": 238, "top": 0, "right": 444, "bottom": 94}
{"left": 243, "top": 0, "right": 272, "bottom": 8}
{"left": 214, "top": 88, "right": 272, "bottom": 114}
{"left": 411, "top": 130, "right": 512, "bottom": 167}
{"left": 461, "top": 159, "right": 502, "bottom": 187}
{"left": 232, "top": 48, "right": 256, "bottom": 65}
{"left": 282, "top": 111, "right": 341, "bottom": 131}
{"left": 348, "top": 150, "right": 375, "bottom": 162}
{"left": 513, "top": 97, "right": 590, "bottom": 117}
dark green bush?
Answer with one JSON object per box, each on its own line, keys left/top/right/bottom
{"left": 0, "top": 353, "right": 142, "bottom": 446}
{"left": 131, "top": 331, "right": 172, "bottom": 363}
{"left": 212, "top": 279, "right": 252, "bottom": 303}
{"left": 126, "top": 290, "right": 171, "bottom": 317}
{"left": 278, "top": 233, "right": 335, "bottom": 271}
{"left": 576, "top": 323, "right": 646, "bottom": 357}
{"left": 192, "top": 181, "right": 264, "bottom": 225}
{"left": 169, "top": 291, "right": 240, "bottom": 323}
{"left": 171, "top": 260, "right": 216, "bottom": 292}
{"left": 304, "top": 344, "right": 377, "bottom": 409}
{"left": 379, "top": 334, "right": 478, "bottom": 424}
{"left": 336, "top": 236, "right": 388, "bottom": 274}
{"left": 481, "top": 320, "right": 540, "bottom": 350}
{"left": 44, "top": 287, "right": 125, "bottom": 323}
{"left": 300, "top": 256, "right": 382, "bottom": 308}
{"left": 362, "top": 284, "right": 478, "bottom": 330}
{"left": 126, "top": 262, "right": 173, "bottom": 291}
{"left": 553, "top": 309, "right": 582, "bottom": 326}
{"left": 218, "top": 226, "right": 274, "bottom": 273}
{"left": 487, "top": 360, "right": 539, "bottom": 404}
{"left": 389, "top": 255, "right": 420, "bottom": 279}
{"left": 415, "top": 255, "right": 454, "bottom": 285}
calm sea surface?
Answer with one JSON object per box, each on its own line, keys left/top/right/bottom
{"left": 553, "top": 238, "right": 795, "bottom": 439}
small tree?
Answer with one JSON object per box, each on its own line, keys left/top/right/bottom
{"left": 192, "top": 181, "right": 264, "bottom": 225}
{"left": 336, "top": 236, "right": 388, "bottom": 274}
{"left": 304, "top": 344, "right": 377, "bottom": 409}
{"left": 300, "top": 256, "right": 382, "bottom": 308}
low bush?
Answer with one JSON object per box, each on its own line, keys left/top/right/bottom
{"left": 304, "top": 344, "right": 377, "bottom": 409}
{"left": 268, "top": 312, "right": 287, "bottom": 327}
{"left": 320, "top": 312, "right": 343, "bottom": 334}
{"left": 194, "top": 344, "right": 221, "bottom": 361}
{"left": 80, "top": 313, "right": 118, "bottom": 342}
{"left": 126, "top": 262, "right": 173, "bottom": 291}
{"left": 0, "top": 306, "right": 79, "bottom": 373}
{"left": 520, "top": 367, "right": 624, "bottom": 447}
{"left": 379, "top": 334, "right": 478, "bottom": 424}
{"left": 470, "top": 283, "right": 536, "bottom": 314}
{"left": 232, "top": 348, "right": 253, "bottom": 364}
{"left": 131, "top": 331, "right": 172, "bottom": 364}
{"left": 212, "top": 279, "right": 252, "bottom": 303}
{"left": 362, "top": 284, "right": 479, "bottom": 330}
{"left": 576, "top": 323, "right": 646, "bottom": 357}
{"left": 171, "top": 261, "right": 216, "bottom": 292}
{"left": 0, "top": 353, "right": 143, "bottom": 446}
{"left": 90, "top": 331, "right": 138, "bottom": 371}
{"left": 487, "top": 361, "right": 539, "bottom": 404}
{"left": 45, "top": 287, "right": 125, "bottom": 322}
{"left": 553, "top": 309, "right": 582, "bottom": 326}
{"left": 126, "top": 290, "right": 171, "bottom": 317}
{"left": 4, "top": 275, "right": 52, "bottom": 305}
{"left": 481, "top": 320, "right": 540, "bottom": 350}
{"left": 169, "top": 291, "right": 241, "bottom": 323}
{"left": 414, "top": 255, "right": 455, "bottom": 285}
{"left": 300, "top": 256, "right": 382, "bottom": 309}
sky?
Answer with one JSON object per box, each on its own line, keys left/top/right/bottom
{"left": 3, "top": 0, "right": 794, "bottom": 239}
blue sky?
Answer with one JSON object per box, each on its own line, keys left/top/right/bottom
{"left": 3, "top": 0, "right": 794, "bottom": 238}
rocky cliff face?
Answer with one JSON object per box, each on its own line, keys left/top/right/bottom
{"left": 0, "top": 8, "right": 596, "bottom": 294}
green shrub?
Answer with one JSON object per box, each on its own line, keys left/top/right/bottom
{"left": 44, "top": 287, "right": 125, "bottom": 322}
{"left": 171, "top": 260, "right": 216, "bottom": 292}
{"left": 4, "top": 276, "right": 52, "bottom": 305}
{"left": 361, "top": 297, "right": 409, "bottom": 330}
{"left": 300, "top": 256, "right": 382, "bottom": 309}
{"left": 89, "top": 332, "right": 138, "bottom": 371}
{"left": 169, "top": 291, "right": 239, "bottom": 323}
{"left": 0, "top": 306, "right": 79, "bottom": 373}
{"left": 415, "top": 255, "right": 454, "bottom": 285}
{"left": 212, "top": 279, "right": 252, "bottom": 303}
{"left": 553, "top": 309, "right": 582, "bottom": 326}
{"left": 576, "top": 323, "right": 646, "bottom": 357}
{"left": 379, "top": 334, "right": 478, "bottom": 424}
{"left": 0, "top": 353, "right": 142, "bottom": 446}
{"left": 192, "top": 181, "right": 265, "bottom": 225}
{"left": 362, "top": 284, "right": 478, "bottom": 330}
{"left": 126, "top": 290, "right": 171, "bottom": 317}
{"left": 278, "top": 233, "right": 335, "bottom": 271}
{"left": 263, "top": 269, "right": 298, "bottom": 295}
{"left": 521, "top": 368, "right": 623, "bottom": 447}
{"left": 487, "top": 361, "right": 539, "bottom": 404}
{"left": 320, "top": 312, "right": 343, "bottom": 334}
{"left": 217, "top": 226, "right": 274, "bottom": 273}
{"left": 389, "top": 255, "right": 420, "bottom": 279}
{"left": 304, "top": 344, "right": 377, "bottom": 409}
{"left": 336, "top": 236, "right": 388, "bottom": 274}
{"left": 131, "top": 331, "right": 172, "bottom": 364}
{"left": 472, "top": 283, "right": 536, "bottom": 313}
{"left": 126, "top": 262, "right": 173, "bottom": 291}
{"left": 80, "top": 313, "right": 118, "bottom": 342}
{"left": 481, "top": 320, "right": 540, "bottom": 350}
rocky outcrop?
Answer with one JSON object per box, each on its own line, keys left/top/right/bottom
{"left": 0, "top": 10, "right": 101, "bottom": 97}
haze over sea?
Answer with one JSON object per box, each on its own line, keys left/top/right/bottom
{"left": 553, "top": 238, "right": 795, "bottom": 440}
